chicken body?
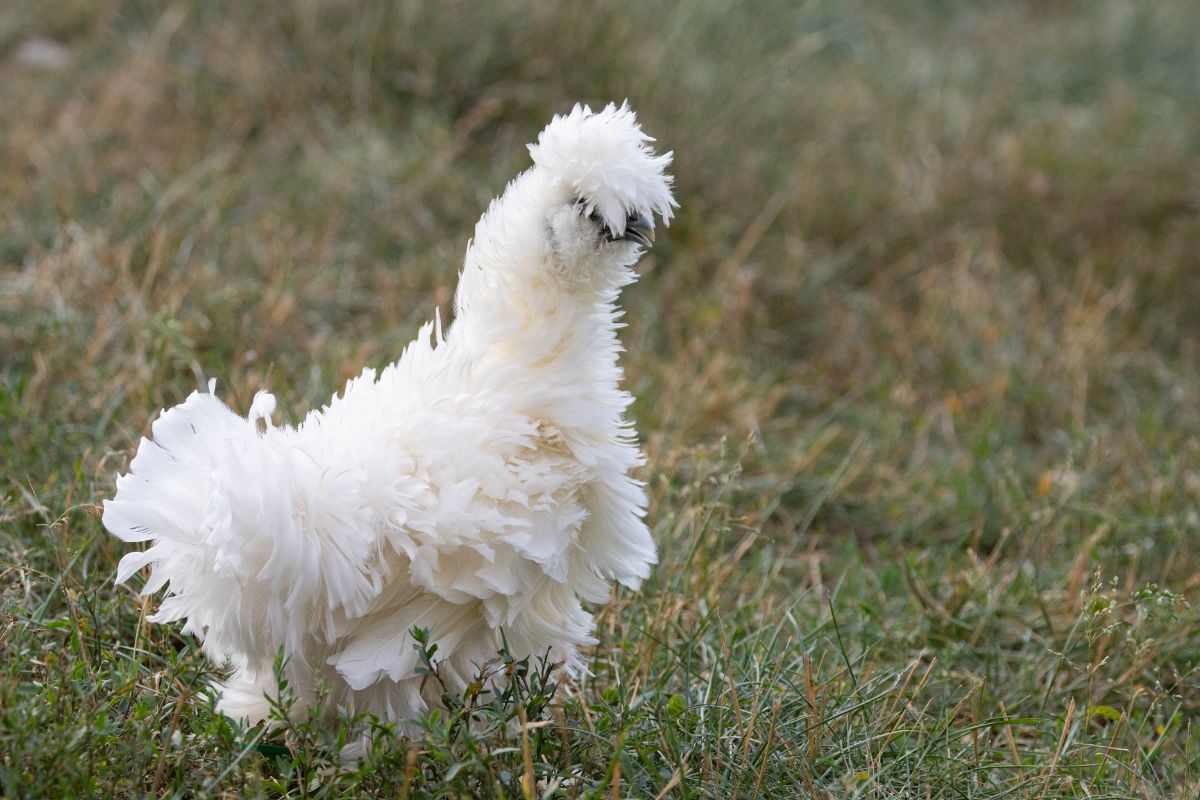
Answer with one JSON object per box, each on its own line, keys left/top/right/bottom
{"left": 103, "top": 103, "right": 675, "bottom": 726}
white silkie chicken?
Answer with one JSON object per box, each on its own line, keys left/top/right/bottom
{"left": 103, "top": 102, "right": 675, "bottom": 727}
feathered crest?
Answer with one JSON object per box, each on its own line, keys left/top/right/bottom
{"left": 528, "top": 102, "right": 676, "bottom": 237}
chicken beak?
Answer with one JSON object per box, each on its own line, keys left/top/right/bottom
{"left": 621, "top": 213, "right": 656, "bottom": 247}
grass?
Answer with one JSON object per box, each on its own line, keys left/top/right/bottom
{"left": 2, "top": 0, "right": 1200, "bottom": 796}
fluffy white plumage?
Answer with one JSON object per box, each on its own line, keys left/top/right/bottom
{"left": 103, "top": 102, "right": 675, "bottom": 728}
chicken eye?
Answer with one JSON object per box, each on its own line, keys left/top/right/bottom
{"left": 570, "top": 199, "right": 648, "bottom": 245}
{"left": 571, "top": 197, "right": 601, "bottom": 222}
{"left": 572, "top": 200, "right": 610, "bottom": 238}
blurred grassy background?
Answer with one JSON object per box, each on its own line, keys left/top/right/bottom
{"left": 2, "top": 1, "right": 1199, "bottom": 796}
